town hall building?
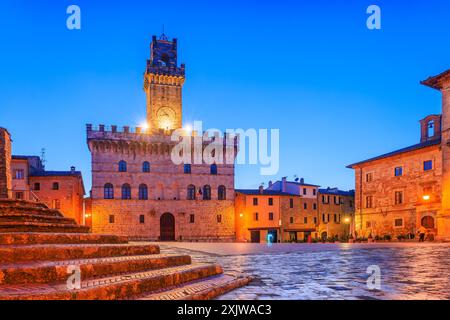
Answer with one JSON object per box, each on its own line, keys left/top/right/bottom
{"left": 86, "top": 35, "right": 238, "bottom": 241}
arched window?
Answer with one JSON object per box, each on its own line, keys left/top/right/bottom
{"left": 118, "top": 160, "right": 127, "bottom": 172}
{"left": 187, "top": 185, "right": 196, "bottom": 200}
{"left": 218, "top": 185, "right": 226, "bottom": 200}
{"left": 210, "top": 164, "right": 218, "bottom": 175}
{"left": 122, "top": 184, "right": 131, "bottom": 200}
{"left": 428, "top": 120, "right": 435, "bottom": 138}
{"left": 104, "top": 183, "right": 114, "bottom": 199}
{"left": 139, "top": 184, "right": 148, "bottom": 200}
{"left": 203, "top": 185, "right": 211, "bottom": 200}
{"left": 142, "top": 161, "right": 150, "bottom": 173}
{"left": 52, "top": 182, "right": 59, "bottom": 190}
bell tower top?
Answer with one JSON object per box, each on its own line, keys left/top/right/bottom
{"left": 144, "top": 34, "right": 185, "bottom": 132}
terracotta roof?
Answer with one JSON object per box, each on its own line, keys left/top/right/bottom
{"left": 347, "top": 138, "right": 441, "bottom": 168}
{"left": 421, "top": 69, "right": 450, "bottom": 90}
{"left": 235, "top": 189, "right": 299, "bottom": 196}
{"left": 318, "top": 188, "right": 355, "bottom": 196}
{"left": 30, "top": 171, "right": 82, "bottom": 177}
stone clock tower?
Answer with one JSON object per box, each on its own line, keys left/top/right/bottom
{"left": 144, "top": 34, "right": 185, "bottom": 132}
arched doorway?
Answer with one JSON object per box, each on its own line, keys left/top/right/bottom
{"left": 160, "top": 212, "right": 175, "bottom": 241}
{"left": 421, "top": 216, "right": 435, "bottom": 229}
{"left": 321, "top": 232, "right": 328, "bottom": 241}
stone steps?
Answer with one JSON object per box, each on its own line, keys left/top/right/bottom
{"left": 0, "top": 206, "right": 63, "bottom": 217}
{"left": 0, "top": 232, "right": 128, "bottom": 245}
{"left": 138, "top": 274, "right": 252, "bottom": 300}
{"left": 0, "top": 254, "right": 192, "bottom": 285}
{"left": 0, "top": 213, "right": 77, "bottom": 225}
{"left": 0, "top": 263, "right": 223, "bottom": 300}
{"left": 0, "top": 200, "right": 49, "bottom": 210}
{"left": 0, "top": 221, "right": 91, "bottom": 234}
{"left": 0, "top": 243, "right": 160, "bottom": 263}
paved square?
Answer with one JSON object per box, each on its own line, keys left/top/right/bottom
{"left": 148, "top": 242, "right": 450, "bottom": 300}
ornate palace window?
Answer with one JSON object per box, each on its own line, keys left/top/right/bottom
{"left": 139, "top": 184, "right": 148, "bottom": 200}
{"left": 218, "top": 185, "right": 226, "bottom": 200}
{"left": 210, "top": 164, "right": 217, "bottom": 175}
{"left": 104, "top": 183, "right": 114, "bottom": 199}
{"left": 121, "top": 184, "right": 131, "bottom": 200}
{"left": 203, "top": 185, "right": 211, "bottom": 200}
{"left": 187, "top": 185, "right": 196, "bottom": 200}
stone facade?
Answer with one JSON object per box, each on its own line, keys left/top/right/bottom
{"left": 10, "top": 156, "right": 85, "bottom": 224}
{"left": 317, "top": 188, "right": 354, "bottom": 240}
{"left": 236, "top": 179, "right": 354, "bottom": 242}
{"left": 348, "top": 69, "right": 450, "bottom": 240}
{"left": 88, "top": 35, "right": 238, "bottom": 241}
{"left": 0, "top": 128, "right": 12, "bottom": 199}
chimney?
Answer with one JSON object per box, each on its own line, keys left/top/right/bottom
{"left": 281, "top": 177, "right": 287, "bottom": 192}
{"left": 0, "top": 128, "right": 12, "bottom": 199}
{"left": 259, "top": 185, "right": 264, "bottom": 194}
{"left": 300, "top": 178, "right": 305, "bottom": 184}
{"left": 268, "top": 180, "right": 273, "bottom": 188}
{"left": 70, "top": 166, "right": 76, "bottom": 173}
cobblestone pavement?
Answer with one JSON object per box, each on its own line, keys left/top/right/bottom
{"left": 152, "top": 242, "right": 450, "bottom": 300}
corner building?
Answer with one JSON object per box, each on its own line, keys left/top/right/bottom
{"left": 87, "top": 35, "right": 237, "bottom": 241}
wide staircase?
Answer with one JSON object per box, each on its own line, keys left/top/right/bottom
{"left": 0, "top": 200, "right": 251, "bottom": 300}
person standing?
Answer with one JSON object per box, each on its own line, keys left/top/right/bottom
{"left": 418, "top": 226, "right": 427, "bottom": 242}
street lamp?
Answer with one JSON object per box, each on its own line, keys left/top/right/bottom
{"left": 423, "top": 195, "right": 431, "bottom": 201}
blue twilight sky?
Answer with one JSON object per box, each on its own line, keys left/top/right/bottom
{"left": 0, "top": 0, "right": 449, "bottom": 193}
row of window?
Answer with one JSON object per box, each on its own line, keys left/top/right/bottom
{"left": 252, "top": 197, "right": 350, "bottom": 209}
{"left": 366, "top": 160, "right": 434, "bottom": 182}
{"left": 103, "top": 184, "right": 227, "bottom": 200}
{"left": 365, "top": 190, "right": 407, "bottom": 208}
{"left": 108, "top": 214, "right": 223, "bottom": 224}
{"left": 117, "top": 161, "right": 218, "bottom": 175}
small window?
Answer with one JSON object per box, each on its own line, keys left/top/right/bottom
{"left": 34, "top": 183, "right": 41, "bottom": 191}
{"left": 395, "top": 167, "right": 403, "bottom": 177}
{"left": 210, "top": 164, "right": 218, "bottom": 175}
{"left": 269, "top": 212, "right": 274, "bottom": 221}
{"left": 184, "top": 164, "right": 191, "bottom": 174}
{"left": 303, "top": 188, "right": 307, "bottom": 195}
{"left": 217, "top": 215, "right": 222, "bottom": 223}
{"left": 366, "top": 172, "right": 373, "bottom": 182}
{"left": 303, "top": 203, "right": 307, "bottom": 210}
{"left": 313, "top": 203, "right": 317, "bottom": 210}
{"left": 118, "top": 160, "right": 127, "bottom": 172}
{"left": 139, "top": 215, "right": 145, "bottom": 224}
{"left": 366, "top": 196, "right": 373, "bottom": 208}
{"left": 14, "top": 169, "right": 24, "bottom": 180}
{"left": 52, "top": 182, "right": 59, "bottom": 190}
{"left": 313, "top": 189, "right": 316, "bottom": 196}
{"left": 322, "top": 213, "right": 326, "bottom": 223}
{"left": 104, "top": 183, "right": 114, "bottom": 199}
{"left": 314, "top": 217, "right": 317, "bottom": 225}
{"left": 334, "top": 214, "right": 337, "bottom": 223}
{"left": 395, "top": 191, "right": 403, "bottom": 205}
{"left": 349, "top": 200, "right": 353, "bottom": 208}
{"left": 122, "top": 184, "right": 131, "bottom": 200}
{"left": 366, "top": 221, "right": 372, "bottom": 228}
{"left": 254, "top": 212, "right": 259, "bottom": 221}
{"left": 190, "top": 214, "right": 195, "bottom": 223}
{"left": 15, "top": 192, "right": 24, "bottom": 200}
{"left": 253, "top": 198, "right": 258, "bottom": 206}
{"left": 142, "top": 161, "right": 150, "bottom": 173}
{"left": 394, "top": 218, "right": 403, "bottom": 227}
{"left": 109, "top": 215, "right": 115, "bottom": 223}
{"left": 289, "top": 217, "right": 294, "bottom": 224}
{"left": 290, "top": 198, "right": 294, "bottom": 208}
{"left": 424, "top": 160, "right": 433, "bottom": 171}
{"left": 268, "top": 198, "right": 273, "bottom": 206}
{"left": 304, "top": 217, "right": 308, "bottom": 224}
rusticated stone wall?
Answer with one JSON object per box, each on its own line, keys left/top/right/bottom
{"left": 0, "top": 128, "right": 12, "bottom": 199}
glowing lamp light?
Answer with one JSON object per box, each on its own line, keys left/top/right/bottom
{"left": 344, "top": 217, "right": 351, "bottom": 224}
{"left": 239, "top": 213, "right": 244, "bottom": 218}
{"left": 423, "top": 195, "right": 431, "bottom": 201}
{"left": 140, "top": 122, "right": 149, "bottom": 132}
{"left": 184, "top": 124, "right": 193, "bottom": 135}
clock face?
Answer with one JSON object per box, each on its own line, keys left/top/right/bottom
{"left": 156, "top": 107, "right": 175, "bottom": 129}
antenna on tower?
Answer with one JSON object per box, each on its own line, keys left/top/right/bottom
{"left": 40, "top": 148, "right": 46, "bottom": 170}
{"left": 160, "top": 24, "right": 168, "bottom": 40}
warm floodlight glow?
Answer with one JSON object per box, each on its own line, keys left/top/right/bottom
{"left": 423, "top": 195, "right": 431, "bottom": 201}
{"left": 344, "top": 217, "right": 350, "bottom": 224}
{"left": 239, "top": 213, "right": 244, "bottom": 218}
{"left": 184, "top": 124, "right": 193, "bottom": 134}
{"left": 140, "top": 122, "right": 149, "bottom": 131}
